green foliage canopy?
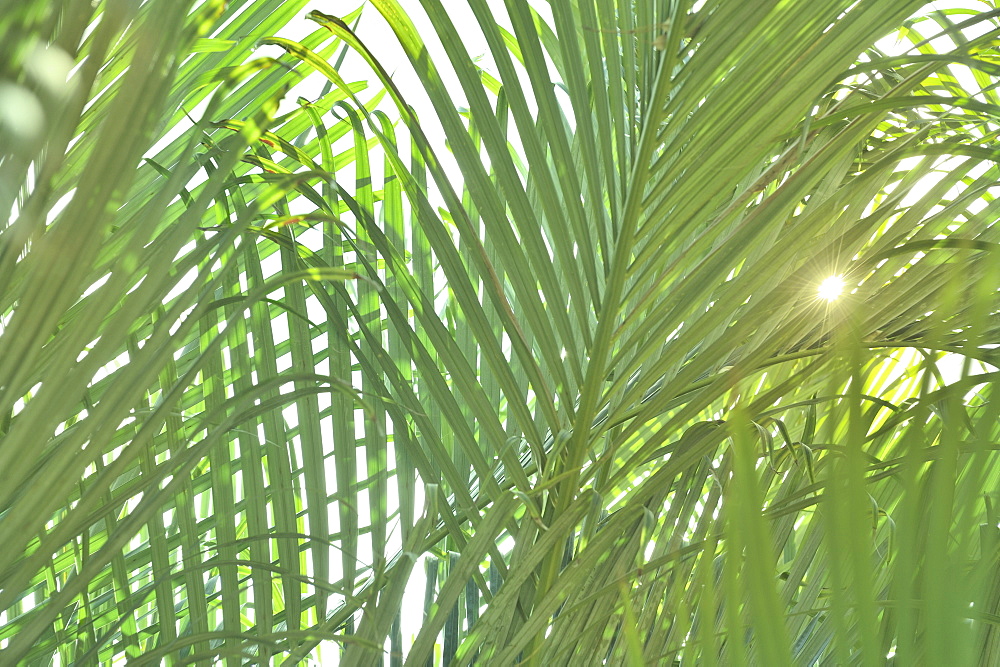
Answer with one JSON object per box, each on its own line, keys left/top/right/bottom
{"left": 1, "top": 0, "right": 1000, "bottom": 664}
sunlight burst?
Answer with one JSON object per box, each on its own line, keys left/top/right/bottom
{"left": 818, "top": 275, "right": 845, "bottom": 301}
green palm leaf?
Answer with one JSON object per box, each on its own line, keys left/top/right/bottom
{"left": 2, "top": 0, "right": 999, "bottom": 664}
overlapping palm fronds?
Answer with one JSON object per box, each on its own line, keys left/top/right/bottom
{"left": 2, "top": 0, "right": 999, "bottom": 664}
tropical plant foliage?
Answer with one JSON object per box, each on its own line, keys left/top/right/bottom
{"left": 2, "top": 0, "right": 1000, "bottom": 664}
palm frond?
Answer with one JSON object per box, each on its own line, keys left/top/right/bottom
{"left": 2, "top": 0, "right": 999, "bottom": 665}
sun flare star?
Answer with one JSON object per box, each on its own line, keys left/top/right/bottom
{"left": 818, "top": 275, "right": 845, "bottom": 301}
